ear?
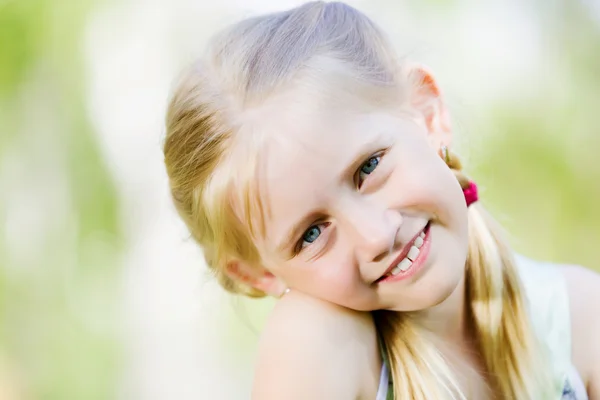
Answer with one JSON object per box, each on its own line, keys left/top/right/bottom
{"left": 225, "top": 260, "right": 287, "bottom": 298}
{"left": 406, "top": 65, "right": 452, "bottom": 149}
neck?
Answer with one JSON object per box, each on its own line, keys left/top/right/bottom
{"left": 411, "top": 275, "right": 473, "bottom": 349}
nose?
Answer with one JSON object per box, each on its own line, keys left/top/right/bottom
{"left": 340, "top": 199, "right": 403, "bottom": 265}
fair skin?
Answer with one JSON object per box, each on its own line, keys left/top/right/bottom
{"left": 252, "top": 292, "right": 382, "bottom": 399}
{"left": 228, "top": 67, "right": 600, "bottom": 399}
{"left": 563, "top": 265, "right": 600, "bottom": 399}
{"left": 252, "top": 266, "right": 600, "bottom": 400}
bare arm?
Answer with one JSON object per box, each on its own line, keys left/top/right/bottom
{"left": 562, "top": 265, "right": 600, "bottom": 400}
{"left": 251, "top": 292, "right": 381, "bottom": 400}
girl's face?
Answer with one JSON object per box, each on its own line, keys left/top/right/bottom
{"left": 249, "top": 100, "right": 470, "bottom": 312}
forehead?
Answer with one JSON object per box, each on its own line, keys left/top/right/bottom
{"left": 265, "top": 107, "right": 378, "bottom": 166}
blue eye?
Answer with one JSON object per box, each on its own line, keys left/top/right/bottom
{"left": 357, "top": 155, "right": 381, "bottom": 186}
{"left": 295, "top": 222, "right": 331, "bottom": 254}
{"left": 302, "top": 226, "right": 321, "bottom": 244}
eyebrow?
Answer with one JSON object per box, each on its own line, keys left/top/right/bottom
{"left": 274, "top": 131, "right": 387, "bottom": 255}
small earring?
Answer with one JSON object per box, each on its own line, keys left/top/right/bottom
{"left": 279, "top": 288, "right": 290, "bottom": 298}
{"left": 440, "top": 145, "right": 450, "bottom": 164}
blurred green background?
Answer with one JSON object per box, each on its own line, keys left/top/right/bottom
{"left": 0, "top": 0, "right": 598, "bottom": 399}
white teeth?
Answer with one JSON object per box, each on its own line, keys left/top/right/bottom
{"left": 407, "top": 245, "right": 420, "bottom": 261}
{"left": 414, "top": 236, "right": 424, "bottom": 249}
{"left": 384, "top": 228, "right": 428, "bottom": 278}
{"left": 399, "top": 258, "right": 413, "bottom": 271}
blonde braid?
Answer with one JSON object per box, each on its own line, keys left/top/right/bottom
{"left": 442, "top": 147, "right": 557, "bottom": 399}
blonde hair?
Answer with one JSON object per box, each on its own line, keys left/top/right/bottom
{"left": 163, "top": 2, "right": 557, "bottom": 398}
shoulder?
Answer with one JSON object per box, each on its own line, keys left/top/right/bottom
{"left": 560, "top": 264, "right": 600, "bottom": 394}
{"left": 251, "top": 291, "right": 381, "bottom": 400}
{"left": 513, "top": 255, "right": 572, "bottom": 371}
{"left": 513, "top": 254, "right": 571, "bottom": 339}
{"left": 514, "top": 256, "right": 600, "bottom": 394}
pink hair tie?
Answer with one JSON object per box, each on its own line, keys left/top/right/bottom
{"left": 463, "top": 181, "right": 479, "bottom": 207}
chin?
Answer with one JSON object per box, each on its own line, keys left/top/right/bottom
{"left": 429, "top": 271, "right": 464, "bottom": 307}
{"left": 386, "top": 255, "right": 466, "bottom": 313}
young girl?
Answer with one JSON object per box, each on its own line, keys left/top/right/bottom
{"left": 163, "top": 2, "right": 600, "bottom": 399}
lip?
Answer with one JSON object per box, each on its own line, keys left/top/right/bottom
{"left": 376, "top": 222, "right": 431, "bottom": 283}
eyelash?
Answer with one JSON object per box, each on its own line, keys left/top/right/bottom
{"left": 295, "top": 222, "right": 330, "bottom": 253}
{"left": 294, "top": 151, "right": 385, "bottom": 254}
{"left": 356, "top": 152, "right": 383, "bottom": 189}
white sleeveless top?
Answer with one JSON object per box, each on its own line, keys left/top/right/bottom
{"left": 376, "top": 255, "right": 588, "bottom": 400}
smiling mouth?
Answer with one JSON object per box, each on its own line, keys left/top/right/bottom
{"left": 375, "top": 222, "right": 430, "bottom": 282}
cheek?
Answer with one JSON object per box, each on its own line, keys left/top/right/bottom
{"left": 286, "top": 255, "right": 361, "bottom": 299}
{"left": 384, "top": 140, "right": 467, "bottom": 233}
{"left": 391, "top": 147, "right": 461, "bottom": 206}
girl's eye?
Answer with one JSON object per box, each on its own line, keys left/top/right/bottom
{"left": 357, "top": 155, "right": 381, "bottom": 187}
{"left": 296, "top": 222, "right": 329, "bottom": 252}
{"left": 302, "top": 225, "right": 321, "bottom": 245}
